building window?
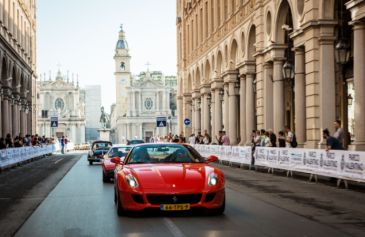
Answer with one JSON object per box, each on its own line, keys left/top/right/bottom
{"left": 55, "top": 98, "right": 65, "bottom": 111}
{"left": 144, "top": 98, "right": 153, "bottom": 110}
{"left": 41, "top": 110, "right": 48, "bottom": 118}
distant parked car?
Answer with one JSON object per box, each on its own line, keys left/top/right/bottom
{"left": 102, "top": 144, "right": 132, "bottom": 182}
{"left": 87, "top": 140, "right": 112, "bottom": 165}
{"left": 126, "top": 139, "right": 145, "bottom": 145}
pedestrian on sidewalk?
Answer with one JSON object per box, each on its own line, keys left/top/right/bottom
{"left": 333, "top": 120, "right": 345, "bottom": 148}
{"left": 285, "top": 127, "right": 297, "bottom": 148}
{"left": 323, "top": 129, "right": 343, "bottom": 151}
{"left": 222, "top": 131, "right": 230, "bottom": 145}
{"left": 60, "top": 136, "right": 65, "bottom": 154}
{"left": 0, "top": 138, "right": 6, "bottom": 150}
{"left": 278, "top": 131, "right": 286, "bottom": 148}
{"left": 268, "top": 129, "right": 277, "bottom": 147}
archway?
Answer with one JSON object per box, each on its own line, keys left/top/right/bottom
{"left": 276, "top": 0, "right": 295, "bottom": 131}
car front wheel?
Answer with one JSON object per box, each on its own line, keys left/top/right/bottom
{"left": 116, "top": 191, "right": 125, "bottom": 216}
{"left": 102, "top": 172, "right": 108, "bottom": 182}
{"left": 89, "top": 161, "right": 93, "bottom": 165}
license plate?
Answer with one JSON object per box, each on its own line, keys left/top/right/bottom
{"left": 160, "top": 204, "right": 190, "bottom": 211}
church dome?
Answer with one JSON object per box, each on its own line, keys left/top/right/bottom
{"left": 116, "top": 25, "right": 128, "bottom": 49}
{"left": 116, "top": 39, "right": 128, "bottom": 49}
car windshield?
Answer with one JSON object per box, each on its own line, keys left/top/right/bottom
{"left": 108, "top": 147, "right": 131, "bottom": 158}
{"left": 93, "top": 142, "right": 112, "bottom": 151}
{"left": 126, "top": 144, "right": 205, "bottom": 164}
{"left": 127, "top": 140, "right": 144, "bottom": 145}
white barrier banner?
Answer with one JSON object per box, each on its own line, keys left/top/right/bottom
{"left": 0, "top": 145, "right": 56, "bottom": 169}
{"left": 338, "top": 151, "right": 365, "bottom": 182}
{"left": 238, "top": 147, "right": 252, "bottom": 165}
{"left": 194, "top": 145, "right": 252, "bottom": 164}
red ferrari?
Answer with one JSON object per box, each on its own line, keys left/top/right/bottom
{"left": 112, "top": 143, "right": 225, "bottom": 216}
{"left": 102, "top": 145, "right": 132, "bottom": 182}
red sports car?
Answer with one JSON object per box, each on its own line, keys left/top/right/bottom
{"left": 112, "top": 143, "right": 225, "bottom": 216}
{"left": 102, "top": 145, "right": 132, "bottom": 182}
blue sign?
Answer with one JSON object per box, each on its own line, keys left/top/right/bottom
{"left": 50, "top": 117, "right": 58, "bottom": 128}
{"left": 184, "top": 118, "right": 191, "bottom": 126}
{"left": 156, "top": 117, "right": 167, "bottom": 127}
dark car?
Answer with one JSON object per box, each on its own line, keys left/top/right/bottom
{"left": 88, "top": 140, "right": 112, "bottom": 165}
{"left": 126, "top": 139, "right": 145, "bottom": 145}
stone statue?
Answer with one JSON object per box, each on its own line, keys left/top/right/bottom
{"left": 100, "top": 106, "right": 110, "bottom": 129}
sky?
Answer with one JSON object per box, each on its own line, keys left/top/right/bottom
{"left": 37, "top": 0, "right": 177, "bottom": 113}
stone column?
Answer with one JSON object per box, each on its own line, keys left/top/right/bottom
{"left": 319, "top": 36, "right": 336, "bottom": 145}
{"left": 263, "top": 63, "right": 273, "bottom": 130}
{"left": 177, "top": 95, "right": 183, "bottom": 134}
{"left": 239, "top": 74, "right": 246, "bottom": 145}
{"left": 183, "top": 93, "right": 192, "bottom": 137}
{"left": 196, "top": 99, "right": 201, "bottom": 134}
{"left": 20, "top": 99, "right": 26, "bottom": 135}
{"left": 246, "top": 73, "right": 255, "bottom": 144}
{"left": 351, "top": 22, "right": 365, "bottom": 150}
{"left": 210, "top": 89, "right": 216, "bottom": 142}
{"left": 191, "top": 98, "right": 196, "bottom": 133}
{"left": 192, "top": 90, "right": 201, "bottom": 134}
{"left": 27, "top": 102, "right": 32, "bottom": 134}
{"left": 294, "top": 47, "right": 306, "bottom": 146}
{"left": 212, "top": 83, "right": 223, "bottom": 143}
{"left": 1, "top": 88, "right": 10, "bottom": 137}
{"left": 11, "top": 97, "right": 17, "bottom": 137}
{"left": 228, "top": 81, "right": 238, "bottom": 145}
{"left": 223, "top": 83, "right": 229, "bottom": 132}
{"left": 273, "top": 60, "right": 285, "bottom": 133}
{"left": 0, "top": 88, "right": 2, "bottom": 135}
{"left": 201, "top": 86, "right": 211, "bottom": 134}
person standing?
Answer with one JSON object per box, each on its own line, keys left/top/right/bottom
{"left": 222, "top": 131, "right": 230, "bottom": 146}
{"left": 188, "top": 134, "right": 196, "bottom": 145}
{"left": 268, "top": 129, "right": 277, "bottom": 147}
{"left": 60, "top": 136, "right": 65, "bottom": 154}
{"left": 278, "top": 131, "right": 286, "bottom": 147}
{"left": 333, "top": 120, "right": 345, "bottom": 148}
{"left": 203, "top": 130, "right": 211, "bottom": 145}
{"left": 323, "top": 129, "right": 343, "bottom": 151}
{"left": 216, "top": 131, "right": 223, "bottom": 145}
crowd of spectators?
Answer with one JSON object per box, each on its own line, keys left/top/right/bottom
{"left": 0, "top": 133, "right": 56, "bottom": 150}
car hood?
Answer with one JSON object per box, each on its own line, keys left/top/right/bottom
{"left": 126, "top": 163, "right": 213, "bottom": 192}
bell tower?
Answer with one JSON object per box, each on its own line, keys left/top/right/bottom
{"left": 114, "top": 24, "right": 131, "bottom": 116}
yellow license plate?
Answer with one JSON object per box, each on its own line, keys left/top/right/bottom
{"left": 160, "top": 204, "right": 190, "bottom": 211}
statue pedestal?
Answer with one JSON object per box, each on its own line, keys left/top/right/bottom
{"left": 98, "top": 129, "right": 111, "bottom": 141}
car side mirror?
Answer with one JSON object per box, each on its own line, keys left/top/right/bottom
{"left": 111, "top": 157, "right": 123, "bottom": 164}
{"left": 206, "top": 155, "right": 219, "bottom": 163}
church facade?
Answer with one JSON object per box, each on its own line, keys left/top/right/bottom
{"left": 36, "top": 71, "right": 86, "bottom": 144}
{"left": 111, "top": 26, "right": 177, "bottom": 143}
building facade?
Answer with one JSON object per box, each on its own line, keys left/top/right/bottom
{"left": 84, "top": 85, "right": 101, "bottom": 142}
{"left": 176, "top": 0, "right": 365, "bottom": 150}
{"left": 36, "top": 71, "right": 86, "bottom": 144}
{"left": 111, "top": 26, "right": 178, "bottom": 143}
{"left": 0, "top": 0, "right": 37, "bottom": 138}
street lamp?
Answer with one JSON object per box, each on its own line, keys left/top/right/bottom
{"left": 347, "top": 94, "right": 353, "bottom": 106}
{"left": 282, "top": 61, "right": 295, "bottom": 80}
{"left": 335, "top": 40, "right": 350, "bottom": 65}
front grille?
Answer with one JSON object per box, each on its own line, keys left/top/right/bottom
{"left": 132, "top": 194, "right": 145, "bottom": 204}
{"left": 147, "top": 194, "right": 202, "bottom": 204}
{"left": 204, "top": 192, "right": 216, "bottom": 202}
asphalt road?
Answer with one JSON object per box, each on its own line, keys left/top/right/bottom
{"left": 0, "top": 153, "right": 82, "bottom": 237}
{"left": 12, "top": 155, "right": 365, "bottom": 237}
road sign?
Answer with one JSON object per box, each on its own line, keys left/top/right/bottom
{"left": 184, "top": 118, "right": 191, "bottom": 126}
{"left": 51, "top": 116, "right": 58, "bottom": 128}
{"left": 156, "top": 117, "right": 167, "bottom": 127}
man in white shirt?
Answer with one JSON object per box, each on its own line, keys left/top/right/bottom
{"left": 188, "top": 134, "right": 196, "bottom": 144}
{"left": 333, "top": 120, "right": 345, "bottom": 147}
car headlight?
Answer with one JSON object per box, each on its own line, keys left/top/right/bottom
{"left": 126, "top": 174, "right": 139, "bottom": 188}
{"left": 208, "top": 173, "right": 218, "bottom": 186}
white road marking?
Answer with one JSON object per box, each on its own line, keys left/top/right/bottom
{"left": 163, "top": 218, "right": 186, "bottom": 237}
{"left": 54, "top": 158, "right": 64, "bottom": 164}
